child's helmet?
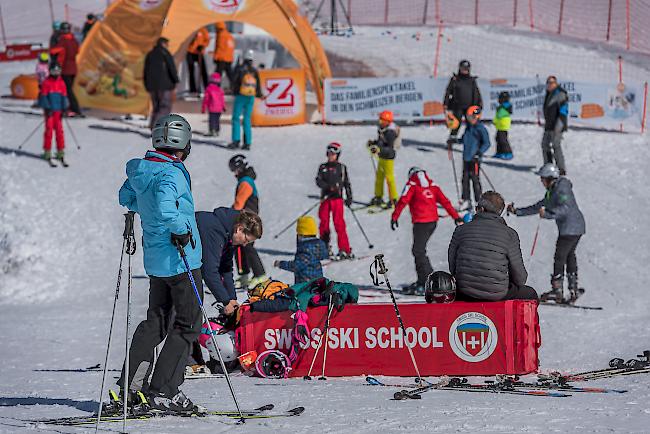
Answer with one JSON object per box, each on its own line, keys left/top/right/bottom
{"left": 379, "top": 110, "right": 393, "bottom": 124}
{"left": 152, "top": 114, "right": 192, "bottom": 151}
{"left": 38, "top": 52, "right": 49, "bottom": 63}
{"left": 326, "top": 142, "right": 342, "bottom": 156}
{"left": 49, "top": 64, "right": 62, "bottom": 76}
{"left": 466, "top": 105, "right": 482, "bottom": 119}
{"left": 498, "top": 91, "right": 510, "bottom": 103}
{"left": 228, "top": 154, "right": 247, "bottom": 172}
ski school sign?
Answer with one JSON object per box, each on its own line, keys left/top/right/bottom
{"left": 237, "top": 301, "right": 540, "bottom": 377}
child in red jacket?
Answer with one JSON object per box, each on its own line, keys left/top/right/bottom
{"left": 391, "top": 167, "right": 462, "bottom": 295}
{"left": 202, "top": 72, "right": 226, "bottom": 136}
{"left": 38, "top": 64, "right": 69, "bottom": 165}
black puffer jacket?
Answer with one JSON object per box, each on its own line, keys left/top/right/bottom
{"left": 443, "top": 74, "right": 482, "bottom": 111}
{"left": 143, "top": 43, "right": 179, "bottom": 92}
{"left": 448, "top": 212, "right": 527, "bottom": 301}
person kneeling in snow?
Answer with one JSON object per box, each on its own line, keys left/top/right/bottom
{"left": 448, "top": 191, "right": 538, "bottom": 301}
{"left": 274, "top": 215, "right": 329, "bottom": 284}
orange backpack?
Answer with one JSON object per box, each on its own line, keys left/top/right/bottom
{"left": 248, "top": 279, "right": 288, "bottom": 303}
{"left": 239, "top": 72, "right": 257, "bottom": 96}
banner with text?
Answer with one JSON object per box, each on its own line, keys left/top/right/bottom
{"left": 324, "top": 77, "right": 647, "bottom": 132}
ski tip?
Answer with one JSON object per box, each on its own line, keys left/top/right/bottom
{"left": 393, "top": 391, "right": 406, "bottom": 400}
{"left": 289, "top": 407, "right": 305, "bottom": 416}
{"left": 256, "top": 404, "right": 275, "bottom": 411}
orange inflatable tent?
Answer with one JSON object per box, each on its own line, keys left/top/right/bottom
{"left": 74, "top": 0, "right": 331, "bottom": 115}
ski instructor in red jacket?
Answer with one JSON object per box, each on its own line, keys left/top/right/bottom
{"left": 391, "top": 168, "right": 463, "bottom": 295}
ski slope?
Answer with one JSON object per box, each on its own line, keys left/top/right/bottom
{"left": 1, "top": 29, "right": 650, "bottom": 434}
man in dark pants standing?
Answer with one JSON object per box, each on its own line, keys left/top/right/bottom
{"left": 144, "top": 38, "right": 179, "bottom": 129}
{"left": 508, "top": 163, "right": 585, "bottom": 303}
{"left": 449, "top": 191, "right": 538, "bottom": 301}
{"left": 117, "top": 114, "right": 204, "bottom": 413}
{"left": 52, "top": 22, "right": 82, "bottom": 117}
{"left": 443, "top": 59, "right": 482, "bottom": 143}
{"left": 541, "top": 76, "right": 569, "bottom": 175}
{"left": 391, "top": 167, "right": 462, "bottom": 295}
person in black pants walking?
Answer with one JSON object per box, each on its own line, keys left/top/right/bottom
{"left": 443, "top": 59, "right": 482, "bottom": 143}
{"left": 144, "top": 38, "right": 179, "bottom": 129}
{"left": 508, "top": 163, "right": 586, "bottom": 303}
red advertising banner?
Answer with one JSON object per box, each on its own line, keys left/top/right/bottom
{"left": 0, "top": 44, "right": 46, "bottom": 62}
{"left": 237, "top": 301, "right": 540, "bottom": 377}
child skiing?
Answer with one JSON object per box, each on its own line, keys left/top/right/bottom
{"left": 459, "top": 106, "right": 491, "bottom": 211}
{"left": 391, "top": 167, "right": 463, "bottom": 295}
{"left": 493, "top": 91, "right": 513, "bottom": 160}
{"left": 507, "top": 163, "right": 585, "bottom": 303}
{"left": 274, "top": 215, "right": 329, "bottom": 284}
{"left": 201, "top": 72, "right": 225, "bottom": 136}
{"left": 228, "top": 154, "right": 267, "bottom": 289}
{"left": 38, "top": 64, "right": 68, "bottom": 166}
{"left": 315, "top": 142, "right": 354, "bottom": 260}
{"left": 368, "top": 110, "right": 400, "bottom": 209}
{"left": 117, "top": 114, "right": 204, "bottom": 413}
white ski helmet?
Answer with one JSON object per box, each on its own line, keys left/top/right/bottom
{"left": 244, "top": 49, "right": 254, "bottom": 61}
{"left": 205, "top": 331, "right": 239, "bottom": 362}
{"left": 537, "top": 163, "right": 560, "bottom": 179}
{"left": 152, "top": 113, "right": 192, "bottom": 150}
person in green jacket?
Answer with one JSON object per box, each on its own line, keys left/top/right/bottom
{"left": 493, "top": 91, "right": 513, "bottom": 160}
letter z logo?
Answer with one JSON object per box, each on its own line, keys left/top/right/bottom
{"left": 265, "top": 78, "right": 295, "bottom": 108}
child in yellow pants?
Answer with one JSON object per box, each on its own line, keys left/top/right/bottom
{"left": 368, "top": 110, "right": 400, "bottom": 208}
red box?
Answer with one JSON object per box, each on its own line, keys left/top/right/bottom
{"left": 237, "top": 301, "right": 540, "bottom": 377}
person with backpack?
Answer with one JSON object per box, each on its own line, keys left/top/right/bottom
{"left": 274, "top": 215, "right": 329, "bottom": 284}
{"left": 391, "top": 168, "right": 463, "bottom": 295}
{"left": 367, "top": 110, "right": 400, "bottom": 209}
{"left": 541, "top": 75, "right": 569, "bottom": 175}
{"left": 228, "top": 154, "right": 267, "bottom": 289}
{"left": 507, "top": 163, "right": 585, "bottom": 303}
{"left": 316, "top": 142, "right": 354, "bottom": 260}
{"left": 38, "top": 64, "right": 68, "bottom": 165}
{"left": 443, "top": 59, "right": 482, "bottom": 144}
{"left": 459, "top": 106, "right": 491, "bottom": 211}
{"left": 116, "top": 114, "right": 204, "bottom": 413}
{"left": 201, "top": 72, "right": 226, "bottom": 136}
{"left": 493, "top": 91, "right": 513, "bottom": 160}
{"left": 229, "top": 49, "right": 263, "bottom": 150}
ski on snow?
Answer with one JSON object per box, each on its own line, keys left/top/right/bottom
{"left": 37, "top": 404, "right": 305, "bottom": 426}
{"left": 538, "top": 351, "right": 650, "bottom": 384}
{"left": 539, "top": 300, "right": 602, "bottom": 310}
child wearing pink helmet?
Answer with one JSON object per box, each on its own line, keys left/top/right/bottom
{"left": 201, "top": 72, "right": 226, "bottom": 136}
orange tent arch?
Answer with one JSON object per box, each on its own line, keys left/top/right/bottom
{"left": 74, "top": 0, "right": 331, "bottom": 115}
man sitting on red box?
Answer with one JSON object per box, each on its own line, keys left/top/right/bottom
{"left": 448, "top": 191, "right": 538, "bottom": 301}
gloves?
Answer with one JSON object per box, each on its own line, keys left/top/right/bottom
{"left": 390, "top": 219, "right": 399, "bottom": 231}
{"left": 506, "top": 203, "right": 517, "bottom": 215}
{"left": 171, "top": 232, "right": 193, "bottom": 248}
{"left": 454, "top": 218, "right": 464, "bottom": 226}
{"left": 345, "top": 197, "right": 353, "bottom": 207}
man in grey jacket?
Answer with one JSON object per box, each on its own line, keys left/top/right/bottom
{"left": 449, "top": 191, "right": 538, "bottom": 301}
{"left": 508, "top": 163, "right": 585, "bottom": 303}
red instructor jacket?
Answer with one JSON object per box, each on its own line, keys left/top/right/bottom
{"left": 392, "top": 171, "right": 460, "bottom": 223}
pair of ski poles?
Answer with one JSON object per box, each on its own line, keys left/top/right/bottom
{"left": 96, "top": 213, "right": 246, "bottom": 433}
{"left": 17, "top": 117, "right": 82, "bottom": 151}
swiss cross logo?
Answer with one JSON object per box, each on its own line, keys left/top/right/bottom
{"left": 449, "top": 312, "right": 498, "bottom": 362}
{"left": 265, "top": 78, "right": 295, "bottom": 108}
{"left": 203, "top": 0, "right": 245, "bottom": 13}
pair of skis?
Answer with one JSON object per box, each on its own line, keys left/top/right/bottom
{"left": 36, "top": 404, "right": 304, "bottom": 426}
{"left": 539, "top": 351, "right": 650, "bottom": 384}
{"left": 46, "top": 156, "right": 69, "bottom": 168}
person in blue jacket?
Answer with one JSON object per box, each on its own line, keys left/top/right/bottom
{"left": 195, "top": 207, "right": 263, "bottom": 316}
{"left": 274, "top": 215, "right": 329, "bottom": 284}
{"left": 116, "top": 114, "right": 204, "bottom": 414}
{"left": 459, "top": 105, "right": 491, "bottom": 211}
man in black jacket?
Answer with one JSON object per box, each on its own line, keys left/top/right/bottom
{"left": 443, "top": 60, "right": 482, "bottom": 143}
{"left": 144, "top": 37, "right": 179, "bottom": 129}
{"left": 195, "top": 208, "right": 263, "bottom": 315}
{"left": 541, "top": 76, "right": 569, "bottom": 175}
{"left": 448, "top": 191, "right": 538, "bottom": 301}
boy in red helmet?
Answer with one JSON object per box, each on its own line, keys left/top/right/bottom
{"left": 459, "top": 105, "right": 491, "bottom": 211}
{"left": 315, "top": 142, "right": 354, "bottom": 260}
{"left": 367, "top": 110, "right": 400, "bottom": 209}
{"left": 391, "top": 167, "right": 463, "bottom": 295}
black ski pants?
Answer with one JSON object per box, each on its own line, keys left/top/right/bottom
{"left": 495, "top": 130, "right": 512, "bottom": 154}
{"left": 62, "top": 74, "right": 80, "bottom": 114}
{"left": 412, "top": 221, "right": 437, "bottom": 286}
{"left": 118, "top": 269, "right": 203, "bottom": 396}
{"left": 461, "top": 160, "right": 482, "bottom": 203}
{"left": 236, "top": 243, "right": 265, "bottom": 278}
{"left": 214, "top": 60, "right": 234, "bottom": 87}
{"left": 186, "top": 52, "right": 208, "bottom": 94}
{"left": 554, "top": 235, "right": 581, "bottom": 276}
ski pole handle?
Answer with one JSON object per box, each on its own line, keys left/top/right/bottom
{"left": 123, "top": 211, "right": 135, "bottom": 238}
{"left": 374, "top": 254, "right": 387, "bottom": 274}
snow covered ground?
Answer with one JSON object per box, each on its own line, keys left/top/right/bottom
{"left": 1, "top": 25, "right": 650, "bottom": 433}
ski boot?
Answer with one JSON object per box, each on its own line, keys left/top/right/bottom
{"left": 42, "top": 151, "right": 52, "bottom": 160}
{"left": 327, "top": 245, "right": 336, "bottom": 261}
{"left": 369, "top": 196, "right": 384, "bottom": 207}
{"left": 147, "top": 389, "right": 205, "bottom": 415}
{"left": 402, "top": 282, "right": 420, "bottom": 296}
{"left": 458, "top": 199, "right": 472, "bottom": 211}
{"left": 540, "top": 274, "right": 564, "bottom": 303}
{"left": 102, "top": 389, "right": 150, "bottom": 416}
{"left": 566, "top": 272, "right": 584, "bottom": 304}
{"left": 242, "top": 143, "right": 251, "bottom": 151}
{"left": 381, "top": 199, "right": 396, "bottom": 210}
{"left": 227, "top": 140, "right": 240, "bottom": 149}
{"left": 336, "top": 250, "right": 355, "bottom": 261}
{"left": 248, "top": 274, "right": 268, "bottom": 289}
{"left": 234, "top": 274, "right": 249, "bottom": 290}
{"left": 208, "top": 129, "right": 216, "bottom": 136}
{"left": 55, "top": 150, "right": 68, "bottom": 167}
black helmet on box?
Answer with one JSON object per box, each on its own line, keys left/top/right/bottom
{"left": 425, "top": 271, "right": 456, "bottom": 304}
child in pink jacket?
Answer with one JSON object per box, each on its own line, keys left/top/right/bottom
{"left": 202, "top": 72, "right": 226, "bottom": 136}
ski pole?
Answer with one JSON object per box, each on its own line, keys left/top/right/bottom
{"left": 369, "top": 153, "right": 377, "bottom": 175}
{"left": 94, "top": 212, "right": 134, "bottom": 433}
{"left": 303, "top": 297, "right": 335, "bottom": 380}
{"left": 123, "top": 231, "right": 133, "bottom": 433}
{"left": 347, "top": 206, "right": 374, "bottom": 249}
{"left": 63, "top": 117, "right": 82, "bottom": 150}
{"left": 479, "top": 166, "right": 496, "bottom": 191}
{"left": 273, "top": 199, "right": 321, "bottom": 239}
{"left": 176, "top": 242, "right": 246, "bottom": 423}
{"left": 448, "top": 147, "right": 461, "bottom": 203}
{"left": 526, "top": 219, "right": 541, "bottom": 274}
{"left": 318, "top": 296, "right": 337, "bottom": 381}
{"left": 370, "top": 254, "right": 422, "bottom": 382}
{"left": 17, "top": 119, "right": 45, "bottom": 150}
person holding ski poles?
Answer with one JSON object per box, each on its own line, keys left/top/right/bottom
{"left": 443, "top": 59, "right": 482, "bottom": 144}
{"left": 507, "top": 163, "right": 585, "bottom": 303}
{"left": 368, "top": 110, "right": 400, "bottom": 209}
{"left": 316, "top": 142, "right": 354, "bottom": 260}
{"left": 38, "top": 63, "right": 68, "bottom": 165}
{"left": 391, "top": 167, "right": 463, "bottom": 295}
{"left": 459, "top": 105, "right": 491, "bottom": 211}
{"left": 117, "top": 114, "right": 204, "bottom": 413}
